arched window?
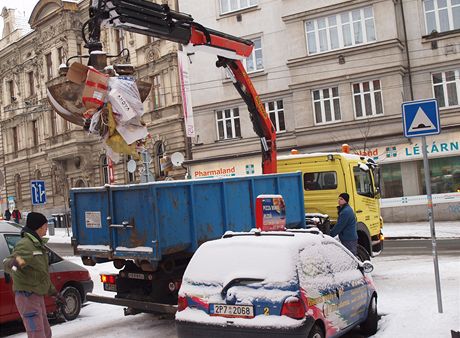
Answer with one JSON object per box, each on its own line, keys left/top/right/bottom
{"left": 155, "top": 142, "right": 165, "bottom": 178}
{"left": 14, "top": 174, "right": 22, "bottom": 201}
{"left": 74, "top": 179, "right": 86, "bottom": 188}
{"left": 35, "top": 169, "right": 42, "bottom": 180}
{"left": 100, "top": 155, "right": 110, "bottom": 185}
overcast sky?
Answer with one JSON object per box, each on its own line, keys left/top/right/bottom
{"left": 0, "top": 0, "right": 36, "bottom": 33}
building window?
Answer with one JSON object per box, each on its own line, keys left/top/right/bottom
{"left": 58, "top": 47, "right": 66, "bottom": 65}
{"left": 35, "top": 169, "right": 42, "bottom": 180}
{"left": 28, "top": 72, "right": 35, "bottom": 96}
{"left": 220, "top": 0, "right": 257, "bottom": 14}
{"left": 423, "top": 0, "right": 460, "bottom": 34}
{"left": 114, "top": 29, "right": 123, "bottom": 54}
{"left": 381, "top": 163, "right": 403, "bottom": 198}
{"left": 101, "top": 155, "right": 110, "bottom": 185}
{"left": 420, "top": 156, "right": 460, "bottom": 194}
{"left": 32, "top": 120, "right": 39, "bottom": 147}
{"left": 50, "top": 111, "right": 56, "bottom": 136}
{"left": 432, "top": 70, "right": 459, "bottom": 108}
{"left": 45, "top": 53, "right": 53, "bottom": 80}
{"left": 12, "top": 126, "right": 18, "bottom": 156}
{"left": 150, "top": 74, "right": 163, "bottom": 109}
{"left": 312, "top": 87, "right": 342, "bottom": 124}
{"left": 14, "top": 174, "right": 22, "bottom": 202}
{"left": 216, "top": 108, "right": 241, "bottom": 140}
{"left": 244, "top": 38, "right": 263, "bottom": 73}
{"left": 353, "top": 80, "right": 383, "bottom": 118}
{"left": 264, "top": 100, "right": 285, "bottom": 132}
{"left": 7, "top": 80, "right": 14, "bottom": 103}
{"left": 306, "top": 6, "right": 376, "bottom": 55}
{"left": 156, "top": 142, "right": 165, "bottom": 178}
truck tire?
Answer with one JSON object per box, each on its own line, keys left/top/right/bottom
{"left": 357, "top": 244, "right": 370, "bottom": 262}
{"left": 60, "top": 286, "right": 82, "bottom": 321}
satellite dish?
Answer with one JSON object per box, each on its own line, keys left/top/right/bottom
{"left": 171, "top": 152, "right": 185, "bottom": 167}
{"left": 127, "top": 159, "right": 137, "bottom": 173}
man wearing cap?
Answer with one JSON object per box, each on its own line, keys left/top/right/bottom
{"left": 330, "top": 193, "right": 358, "bottom": 255}
{"left": 3, "top": 212, "right": 62, "bottom": 338}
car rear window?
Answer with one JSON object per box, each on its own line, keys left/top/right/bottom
{"left": 184, "top": 236, "right": 298, "bottom": 286}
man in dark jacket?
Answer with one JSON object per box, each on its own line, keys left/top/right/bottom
{"left": 4, "top": 208, "right": 11, "bottom": 221}
{"left": 2, "top": 212, "right": 62, "bottom": 338}
{"left": 330, "top": 193, "right": 358, "bottom": 255}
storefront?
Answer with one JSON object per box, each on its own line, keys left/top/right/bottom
{"left": 354, "top": 131, "right": 460, "bottom": 198}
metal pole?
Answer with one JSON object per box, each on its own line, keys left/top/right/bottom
{"left": 421, "top": 135, "right": 443, "bottom": 313}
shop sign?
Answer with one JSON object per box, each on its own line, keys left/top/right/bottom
{"left": 191, "top": 157, "right": 261, "bottom": 178}
{"left": 355, "top": 133, "right": 460, "bottom": 163}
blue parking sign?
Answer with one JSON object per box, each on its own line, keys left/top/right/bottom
{"left": 402, "top": 99, "right": 440, "bottom": 138}
{"left": 31, "top": 180, "right": 47, "bottom": 205}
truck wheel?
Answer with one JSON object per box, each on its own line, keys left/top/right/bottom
{"left": 361, "top": 296, "right": 378, "bottom": 335}
{"left": 357, "top": 244, "right": 370, "bottom": 262}
{"left": 60, "top": 286, "right": 82, "bottom": 321}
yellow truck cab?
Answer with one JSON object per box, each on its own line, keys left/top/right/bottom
{"left": 277, "top": 150, "right": 384, "bottom": 261}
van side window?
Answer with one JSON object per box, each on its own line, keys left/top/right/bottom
{"left": 353, "top": 166, "right": 374, "bottom": 197}
{"left": 303, "top": 172, "right": 337, "bottom": 190}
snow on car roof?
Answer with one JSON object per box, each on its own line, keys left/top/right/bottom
{"left": 183, "top": 231, "right": 327, "bottom": 286}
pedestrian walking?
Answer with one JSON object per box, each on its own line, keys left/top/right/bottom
{"left": 4, "top": 208, "right": 11, "bottom": 221}
{"left": 2, "top": 212, "right": 64, "bottom": 338}
{"left": 12, "top": 208, "right": 21, "bottom": 223}
{"left": 330, "top": 192, "right": 358, "bottom": 255}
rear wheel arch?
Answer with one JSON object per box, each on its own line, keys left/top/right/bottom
{"left": 61, "top": 281, "right": 84, "bottom": 302}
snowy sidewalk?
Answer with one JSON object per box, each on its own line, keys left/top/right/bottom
{"left": 47, "top": 221, "right": 460, "bottom": 244}
{"left": 383, "top": 221, "right": 460, "bottom": 239}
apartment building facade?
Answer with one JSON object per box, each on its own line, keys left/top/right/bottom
{"left": 0, "top": 0, "right": 187, "bottom": 218}
{"left": 181, "top": 0, "right": 460, "bottom": 221}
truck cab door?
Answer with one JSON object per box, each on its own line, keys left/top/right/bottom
{"left": 350, "top": 164, "right": 381, "bottom": 236}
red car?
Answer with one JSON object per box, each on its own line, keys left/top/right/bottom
{"left": 0, "top": 221, "right": 93, "bottom": 323}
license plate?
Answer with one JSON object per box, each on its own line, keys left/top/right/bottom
{"left": 210, "top": 304, "right": 254, "bottom": 318}
{"left": 103, "top": 283, "right": 117, "bottom": 292}
{"left": 127, "top": 273, "right": 145, "bottom": 280}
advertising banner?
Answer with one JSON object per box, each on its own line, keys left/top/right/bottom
{"left": 178, "top": 51, "right": 195, "bottom": 137}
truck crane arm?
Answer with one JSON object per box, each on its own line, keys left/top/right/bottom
{"left": 86, "top": 0, "right": 277, "bottom": 174}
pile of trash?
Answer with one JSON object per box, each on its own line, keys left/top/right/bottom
{"left": 66, "top": 62, "right": 150, "bottom": 162}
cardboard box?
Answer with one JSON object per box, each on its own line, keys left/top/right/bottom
{"left": 66, "top": 62, "right": 108, "bottom": 109}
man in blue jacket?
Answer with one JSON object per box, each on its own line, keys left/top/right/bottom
{"left": 330, "top": 193, "right": 358, "bottom": 255}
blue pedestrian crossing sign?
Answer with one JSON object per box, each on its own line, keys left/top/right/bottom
{"left": 402, "top": 99, "right": 440, "bottom": 138}
{"left": 31, "top": 180, "right": 47, "bottom": 205}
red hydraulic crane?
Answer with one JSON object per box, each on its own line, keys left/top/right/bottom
{"left": 85, "top": 0, "right": 277, "bottom": 174}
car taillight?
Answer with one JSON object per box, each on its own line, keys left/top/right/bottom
{"left": 281, "top": 297, "right": 305, "bottom": 319}
{"left": 100, "top": 274, "right": 116, "bottom": 284}
{"left": 177, "top": 295, "right": 188, "bottom": 312}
